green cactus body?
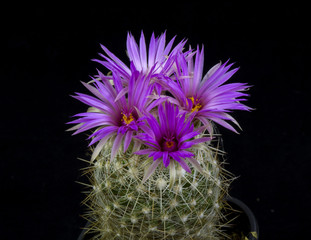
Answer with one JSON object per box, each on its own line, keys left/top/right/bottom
{"left": 82, "top": 137, "right": 232, "bottom": 240}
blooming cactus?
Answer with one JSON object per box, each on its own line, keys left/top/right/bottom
{"left": 68, "top": 31, "right": 251, "bottom": 239}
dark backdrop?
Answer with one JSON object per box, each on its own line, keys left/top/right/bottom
{"left": 2, "top": 2, "right": 310, "bottom": 239}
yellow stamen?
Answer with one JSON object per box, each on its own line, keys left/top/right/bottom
{"left": 122, "top": 113, "right": 134, "bottom": 125}
{"left": 188, "top": 96, "right": 195, "bottom": 105}
{"left": 187, "top": 96, "right": 202, "bottom": 112}
{"left": 191, "top": 103, "right": 202, "bottom": 112}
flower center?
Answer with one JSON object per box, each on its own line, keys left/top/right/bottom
{"left": 166, "top": 141, "right": 174, "bottom": 148}
{"left": 188, "top": 96, "right": 202, "bottom": 112}
{"left": 121, "top": 112, "right": 134, "bottom": 125}
{"left": 161, "top": 137, "right": 178, "bottom": 152}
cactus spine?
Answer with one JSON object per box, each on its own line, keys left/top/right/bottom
{"left": 81, "top": 135, "right": 233, "bottom": 240}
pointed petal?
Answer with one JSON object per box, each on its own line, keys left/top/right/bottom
{"left": 139, "top": 31, "right": 147, "bottom": 71}
{"left": 135, "top": 149, "right": 156, "bottom": 155}
{"left": 176, "top": 150, "right": 194, "bottom": 159}
{"left": 123, "top": 130, "right": 133, "bottom": 152}
{"left": 127, "top": 32, "right": 142, "bottom": 71}
{"left": 178, "top": 131, "right": 199, "bottom": 143}
{"left": 193, "top": 45, "right": 204, "bottom": 93}
{"left": 146, "top": 96, "right": 168, "bottom": 112}
{"left": 201, "top": 62, "right": 221, "bottom": 85}
{"left": 110, "top": 133, "right": 123, "bottom": 161}
{"left": 149, "top": 151, "right": 164, "bottom": 161}
{"left": 158, "top": 103, "right": 167, "bottom": 134}
{"left": 155, "top": 32, "right": 166, "bottom": 64}
{"left": 132, "top": 140, "right": 142, "bottom": 153}
{"left": 100, "top": 44, "right": 131, "bottom": 75}
{"left": 187, "top": 157, "right": 204, "bottom": 174}
{"left": 142, "top": 159, "right": 161, "bottom": 183}
{"left": 204, "top": 115, "right": 238, "bottom": 133}
{"left": 145, "top": 114, "right": 161, "bottom": 141}
{"left": 80, "top": 81, "right": 106, "bottom": 102}
{"left": 196, "top": 116, "right": 213, "bottom": 133}
{"left": 163, "top": 35, "right": 176, "bottom": 57}
{"left": 88, "top": 126, "right": 118, "bottom": 146}
{"left": 148, "top": 32, "right": 156, "bottom": 68}
{"left": 91, "top": 133, "right": 113, "bottom": 162}
{"left": 178, "top": 158, "right": 191, "bottom": 173}
{"left": 162, "top": 151, "right": 169, "bottom": 167}
{"left": 72, "top": 93, "right": 112, "bottom": 114}
{"left": 66, "top": 123, "right": 83, "bottom": 132}
{"left": 115, "top": 86, "right": 128, "bottom": 102}
{"left": 188, "top": 137, "right": 211, "bottom": 145}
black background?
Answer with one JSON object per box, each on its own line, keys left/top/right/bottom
{"left": 2, "top": 2, "right": 310, "bottom": 239}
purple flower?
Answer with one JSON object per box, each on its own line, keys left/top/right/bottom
{"left": 93, "top": 31, "right": 186, "bottom": 81}
{"left": 157, "top": 46, "right": 251, "bottom": 133}
{"left": 67, "top": 65, "right": 163, "bottom": 162}
{"left": 135, "top": 102, "right": 210, "bottom": 182}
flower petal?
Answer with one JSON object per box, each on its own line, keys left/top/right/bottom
{"left": 155, "top": 32, "right": 166, "bottom": 64}
{"left": 178, "top": 158, "right": 191, "bottom": 173}
{"left": 202, "top": 114, "right": 239, "bottom": 133}
{"left": 148, "top": 32, "right": 156, "bottom": 68}
{"left": 110, "top": 134, "right": 124, "bottom": 161}
{"left": 168, "top": 152, "right": 191, "bottom": 173}
{"left": 139, "top": 31, "right": 147, "bottom": 71}
{"left": 162, "top": 151, "right": 170, "bottom": 168}
{"left": 149, "top": 151, "right": 164, "bottom": 161}
{"left": 178, "top": 131, "right": 199, "bottom": 143}
{"left": 135, "top": 149, "right": 156, "bottom": 155}
{"left": 192, "top": 46, "right": 204, "bottom": 94}
{"left": 123, "top": 130, "right": 133, "bottom": 152}
{"left": 142, "top": 159, "right": 161, "bottom": 183}
{"left": 91, "top": 133, "right": 114, "bottom": 162}
{"left": 100, "top": 44, "right": 131, "bottom": 76}
{"left": 187, "top": 157, "right": 204, "bottom": 174}
{"left": 127, "top": 32, "right": 142, "bottom": 71}
{"left": 88, "top": 126, "right": 118, "bottom": 146}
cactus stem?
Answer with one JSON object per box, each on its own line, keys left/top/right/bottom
{"left": 78, "top": 138, "right": 233, "bottom": 239}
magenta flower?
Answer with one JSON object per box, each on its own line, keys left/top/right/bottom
{"left": 158, "top": 47, "right": 251, "bottom": 133}
{"left": 135, "top": 102, "right": 210, "bottom": 182}
{"left": 67, "top": 65, "right": 163, "bottom": 162}
{"left": 93, "top": 31, "right": 186, "bottom": 80}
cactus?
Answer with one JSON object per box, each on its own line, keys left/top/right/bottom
{"left": 81, "top": 135, "right": 232, "bottom": 239}
{"left": 68, "top": 31, "right": 251, "bottom": 239}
